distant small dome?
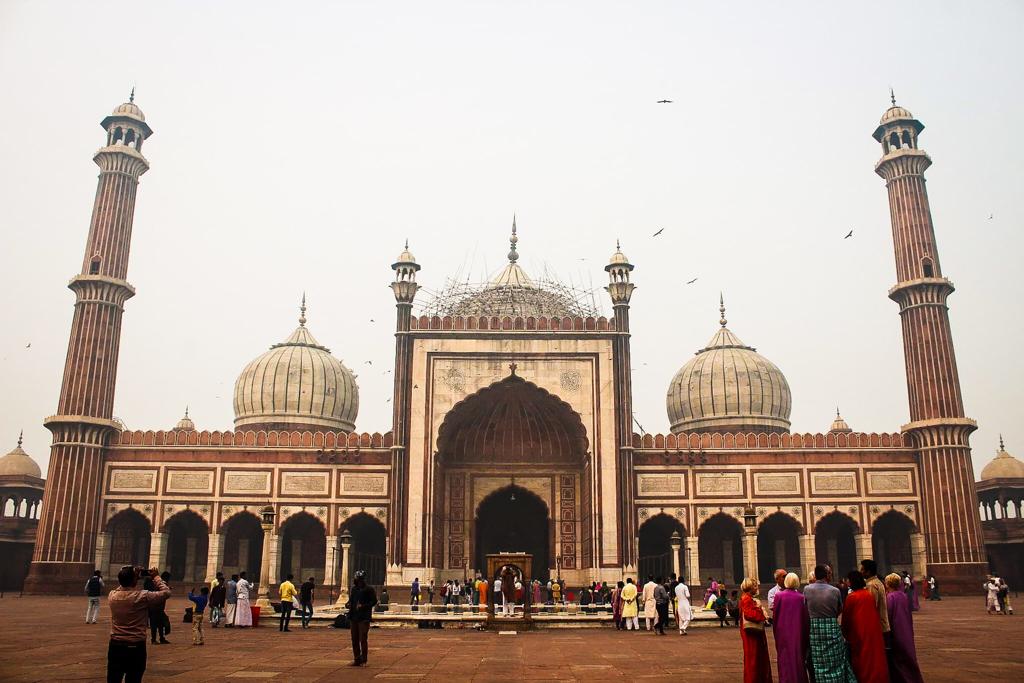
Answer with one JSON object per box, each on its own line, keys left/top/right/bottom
{"left": 0, "top": 433, "right": 42, "bottom": 479}
{"left": 112, "top": 101, "right": 146, "bottom": 122}
{"left": 667, "top": 298, "right": 792, "bottom": 434}
{"left": 829, "top": 409, "right": 852, "bottom": 434}
{"left": 233, "top": 299, "right": 359, "bottom": 432}
{"left": 173, "top": 408, "right": 195, "bottom": 432}
{"left": 980, "top": 437, "right": 1024, "bottom": 481}
{"left": 608, "top": 242, "right": 631, "bottom": 266}
{"left": 880, "top": 105, "right": 914, "bottom": 124}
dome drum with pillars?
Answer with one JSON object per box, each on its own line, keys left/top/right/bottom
{"left": 233, "top": 297, "right": 359, "bottom": 432}
{"left": 666, "top": 296, "right": 792, "bottom": 435}
{"left": 977, "top": 437, "right": 1024, "bottom": 589}
{"left": 0, "top": 433, "right": 44, "bottom": 591}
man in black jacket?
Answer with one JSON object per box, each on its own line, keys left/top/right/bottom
{"left": 345, "top": 570, "right": 378, "bottom": 666}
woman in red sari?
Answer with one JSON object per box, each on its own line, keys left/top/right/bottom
{"left": 841, "top": 571, "right": 890, "bottom": 683}
{"left": 739, "top": 577, "right": 772, "bottom": 683}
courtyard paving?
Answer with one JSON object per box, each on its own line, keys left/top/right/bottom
{"left": 0, "top": 595, "right": 1020, "bottom": 682}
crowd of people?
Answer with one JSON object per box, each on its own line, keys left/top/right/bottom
{"left": 983, "top": 574, "right": 1014, "bottom": 614}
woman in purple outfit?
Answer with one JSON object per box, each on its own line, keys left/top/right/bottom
{"left": 885, "top": 574, "right": 925, "bottom": 683}
{"left": 772, "top": 572, "right": 810, "bottom": 683}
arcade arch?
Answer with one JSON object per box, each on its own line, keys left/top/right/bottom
{"left": 474, "top": 486, "right": 550, "bottom": 580}
{"left": 106, "top": 509, "right": 151, "bottom": 575}
{"left": 815, "top": 512, "right": 859, "bottom": 577}
{"left": 638, "top": 514, "right": 686, "bottom": 582}
{"left": 872, "top": 510, "right": 915, "bottom": 575}
{"left": 757, "top": 512, "right": 802, "bottom": 580}
{"left": 340, "top": 513, "right": 388, "bottom": 588}
{"left": 698, "top": 513, "right": 744, "bottom": 586}
{"left": 279, "top": 512, "right": 326, "bottom": 585}
{"left": 221, "top": 511, "right": 264, "bottom": 581}
{"left": 163, "top": 510, "right": 209, "bottom": 583}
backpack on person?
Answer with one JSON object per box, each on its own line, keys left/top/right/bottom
{"left": 86, "top": 575, "right": 102, "bottom": 597}
{"left": 331, "top": 613, "right": 350, "bottom": 629}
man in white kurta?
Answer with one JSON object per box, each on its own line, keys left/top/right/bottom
{"left": 674, "top": 580, "right": 692, "bottom": 634}
{"left": 642, "top": 577, "right": 658, "bottom": 630}
{"left": 235, "top": 572, "right": 253, "bottom": 626}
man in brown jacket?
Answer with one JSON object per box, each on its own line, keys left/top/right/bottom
{"left": 860, "top": 559, "right": 891, "bottom": 635}
{"left": 108, "top": 566, "right": 171, "bottom": 683}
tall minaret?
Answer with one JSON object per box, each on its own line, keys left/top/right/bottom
{"left": 388, "top": 241, "right": 419, "bottom": 579}
{"left": 873, "top": 94, "right": 985, "bottom": 591}
{"left": 605, "top": 242, "right": 637, "bottom": 570}
{"left": 25, "top": 95, "right": 152, "bottom": 593}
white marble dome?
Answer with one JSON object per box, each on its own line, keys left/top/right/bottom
{"left": 233, "top": 302, "right": 358, "bottom": 432}
{"left": 666, "top": 302, "right": 792, "bottom": 434}
{"left": 0, "top": 433, "right": 41, "bottom": 479}
{"left": 980, "top": 438, "right": 1024, "bottom": 481}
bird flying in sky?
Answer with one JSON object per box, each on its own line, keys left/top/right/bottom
{"left": 686, "top": 278, "right": 698, "bottom": 285}
{"left": 844, "top": 229, "right": 853, "bottom": 239}
{"left": 988, "top": 213, "right": 994, "bottom": 220}
{"left": 652, "top": 228, "right": 664, "bottom": 237}
{"left": 657, "top": 99, "right": 672, "bottom": 104}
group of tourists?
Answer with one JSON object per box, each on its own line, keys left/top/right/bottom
{"left": 608, "top": 574, "right": 693, "bottom": 634}
{"left": 737, "top": 560, "right": 924, "bottom": 683}
{"left": 412, "top": 574, "right": 580, "bottom": 609}
{"left": 983, "top": 574, "right": 1014, "bottom": 614}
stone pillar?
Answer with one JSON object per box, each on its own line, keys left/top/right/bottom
{"left": 267, "top": 534, "right": 281, "bottom": 587}
{"left": 149, "top": 532, "right": 168, "bottom": 571}
{"left": 256, "top": 526, "right": 274, "bottom": 609}
{"left": 206, "top": 533, "right": 223, "bottom": 583}
{"left": 686, "top": 536, "right": 700, "bottom": 587}
{"left": 324, "top": 536, "right": 338, "bottom": 591}
{"left": 855, "top": 533, "right": 872, "bottom": 565}
{"left": 910, "top": 532, "right": 927, "bottom": 581}
{"left": 94, "top": 532, "right": 111, "bottom": 575}
{"left": 799, "top": 534, "right": 815, "bottom": 579}
{"left": 184, "top": 537, "right": 198, "bottom": 582}
{"left": 670, "top": 533, "right": 682, "bottom": 580}
{"left": 742, "top": 531, "right": 758, "bottom": 582}
{"left": 335, "top": 535, "right": 353, "bottom": 606}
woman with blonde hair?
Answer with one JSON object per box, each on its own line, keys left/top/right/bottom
{"left": 773, "top": 573, "right": 810, "bottom": 683}
{"left": 884, "top": 574, "right": 924, "bottom": 683}
{"left": 739, "top": 577, "right": 772, "bottom": 683}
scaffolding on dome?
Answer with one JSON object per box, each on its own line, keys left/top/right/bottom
{"left": 418, "top": 264, "right": 602, "bottom": 319}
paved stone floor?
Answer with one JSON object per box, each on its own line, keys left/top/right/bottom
{"left": 0, "top": 596, "right": 1021, "bottom": 681}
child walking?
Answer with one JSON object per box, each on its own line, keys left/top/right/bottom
{"left": 188, "top": 586, "right": 210, "bottom": 645}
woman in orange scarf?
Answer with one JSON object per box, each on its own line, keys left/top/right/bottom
{"left": 739, "top": 577, "right": 772, "bottom": 683}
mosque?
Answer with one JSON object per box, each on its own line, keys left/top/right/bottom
{"left": 11, "top": 95, "right": 1021, "bottom": 597}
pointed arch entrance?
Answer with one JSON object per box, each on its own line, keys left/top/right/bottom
{"left": 475, "top": 486, "right": 549, "bottom": 580}
{"left": 106, "top": 509, "right": 151, "bottom": 576}
{"left": 163, "top": 511, "right": 209, "bottom": 583}
{"left": 872, "top": 511, "right": 915, "bottom": 575}
{"left": 699, "top": 513, "right": 745, "bottom": 586}
{"left": 815, "top": 512, "right": 859, "bottom": 577}
{"left": 638, "top": 514, "right": 686, "bottom": 582}
{"left": 432, "top": 373, "right": 590, "bottom": 580}
{"left": 757, "top": 512, "right": 802, "bottom": 580}
{"left": 341, "top": 513, "right": 387, "bottom": 588}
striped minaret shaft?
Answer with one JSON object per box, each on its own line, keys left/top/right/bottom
{"left": 25, "top": 98, "right": 152, "bottom": 592}
{"left": 873, "top": 99, "right": 985, "bottom": 590}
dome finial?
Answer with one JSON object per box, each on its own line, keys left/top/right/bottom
{"left": 508, "top": 214, "right": 519, "bottom": 263}
{"left": 130, "top": 86, "right": 135, "bottom": 103}
{"left": 889, "top": 87, "right": 896, "bottom": 107}
{"left": 719, "top": 292, "right": 727, "bottom": 327}
{"left": 184, "top": 405, "right": 189, "bottom": 419}
{"left": 836, "top": 406, "right": 841, "bottom": 418}
{"left": 17, "top": 430, "right": 23, "bottom": 448}
{"left": 299, "top": 293, "right": 307, "bottom": 327}
{"left": 404, "top": 238, "right": 409, "bottom": 250}
{"left": 1000, "top": 433, "right": 1006, "bottom": 452}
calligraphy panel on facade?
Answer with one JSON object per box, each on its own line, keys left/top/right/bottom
{"left": 223, "top": 471, "right": 271, "bottom": 495}
{"left": 695, "top": 472, "right": 744, "bottom": 496}
{"left": 866, "top": 470, "right": 914, "bottom": 495}
{"left": 809, "top": 471, "right": 858, "bottom": 496}
{"left": 753, "top": 472, "right": 801, "bottom": 496}
{"left": 339, "top": 473, "right": 388, "bottom": 496}
{"left": 637, "top": 474, "right": 685, "bottom": 496}
{"left": 108, "top": 468, "right": 157, "bottom": 493}
{"left": 166, "top": 470, "right": 214, "bottom": 494}
{"left": 282, "top": 471, "right": 330, "bottom": 495}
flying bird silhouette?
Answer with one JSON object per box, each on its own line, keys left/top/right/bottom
{"left": 988, "top": 213, "right": 994, "bottom": 220}
{"left": 365, "top": 360, "right": 373, "bottom": 365}
{"left": 844, "top": 230, "right": 854, "bottom": 239}
{"left": 25, "top": 343, "right": 31, "bottom": 348}
{"left": 657, "top": 99, "right": 673, "bottom": 104}
{"left": 652, "top": 228, "right": 665, "bottom": 237}
{"left": 686, "top": 278, "right": 698, "bottom": 285}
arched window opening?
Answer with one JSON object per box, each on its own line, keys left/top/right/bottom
{"left": 222, "top": 512, "right": 264, "bottom": 583}
{"left": 279, "top": 513, "right": 327, "bottom": 586}
{"left": 125, "top": 129, "right": 136, "bottom": 148}
{"left": 698, "top": 513, "right": 745, "bottom": 586}
{"left": 3, "top": 499, "right": 15, "bottom": 517}
{"left": 112, "top": 127, "right": 124, "bottom": 145}
{"left": 89, "top": 255, "right": 101, "bottom": 275}
{"left": 638, "top": 514, "right": 686, "bottom": 583}
{"left": 922, "top": 257, "right": 934, "bottom": 278}
{"left": 889, "top": 132, "right": 901, "bottom": 150}
{"left": 871, "top": 511, "right": 914, "bottom": 576}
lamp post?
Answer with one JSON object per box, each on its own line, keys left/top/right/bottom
{"left": 742, "top": 504, "right": 759, "bottom": 584}
{"left": 256, "top": 505, "right": 276, "bottom": 609}
{"left": 335, "top": 529, "right": 353, "bottom": 606}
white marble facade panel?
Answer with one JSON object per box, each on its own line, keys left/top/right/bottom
{"left": 108, "top": 468, "right": 158, "bottom": 494}
{"left": 865, "top": 470, "right": 914, "bottom": 495}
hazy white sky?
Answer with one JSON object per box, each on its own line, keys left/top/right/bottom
{"left": 1, "top": 1, "right": 1021, "bottom": 479}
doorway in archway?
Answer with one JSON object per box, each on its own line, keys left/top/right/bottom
{"left": 638, "top": 514, "right": 686, "bottom": 582}
{"left": 475, "top": 486, "right": 549, "bottom": 580}
{"left": 165, "top": 511, "right": 209, "bottom": 583}
{"left": 341, "top": 513, "right": 387, "bottom": 587}
{"left": 757, "top": 513, "right": 801, "bottom": 580}
{"left": 815, "top": 513, "right": 858, "bottom": 577}
{"left": 699, "top": 514, "right": 744, "bottom": 586}
{"left": 872, "top": 511, "right": 914, "bottom": 575}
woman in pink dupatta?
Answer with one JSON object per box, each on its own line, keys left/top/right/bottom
{"left": 885, "top": 574, "right": 924, "bottom": 683}
{"left": 772, "top": 573, "right": 810, "bottom": 683}
{"left": 612, "top": 581, "right": 624, "bottom": 629}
